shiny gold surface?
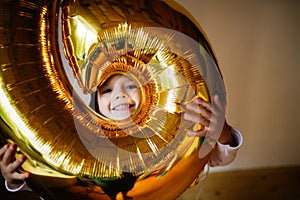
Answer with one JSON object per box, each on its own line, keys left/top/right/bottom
{"left": 0, "top": 0, "right": 225, "bottom": 199}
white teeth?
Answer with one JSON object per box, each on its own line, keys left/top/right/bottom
{"left": 113, "top": 104, "right": 130, "bottom": 110}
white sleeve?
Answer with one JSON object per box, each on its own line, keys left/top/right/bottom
{"left": 5, "top": 180, "right": 31, "bottom": 192}
{"left": 208, "top": 128, "right": 243, "bottom": 167}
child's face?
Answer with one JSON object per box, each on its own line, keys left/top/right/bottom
{"left": 97, "top": 74, "right": 141, "bottom": 120}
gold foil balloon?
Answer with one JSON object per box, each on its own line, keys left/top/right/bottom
{"left": 0, "top": 0, "right": 226, "bottom": 199}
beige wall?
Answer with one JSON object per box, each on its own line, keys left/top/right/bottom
{"left": 175, "top": 0, "right": 300, "bottom": 171}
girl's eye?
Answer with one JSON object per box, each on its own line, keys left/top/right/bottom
{"left": 126, "top": 84, "right": 138, "bottom": 90}
{"left": 101, "top": 88, "right": 112, "bottom": 94}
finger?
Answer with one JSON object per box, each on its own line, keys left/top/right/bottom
{"left": 186, "top": 129, "right": 207, "bottom": 137}
{"left": 213, "top": 93, "right": 226, "bottom": 107}
{"left": 10, "top": 144, "right": 18, "bottom": 162}
{"left": 195, "top": 98, "right": 212, "bottom": 111}
{"left": 7, "top": 155, "right": 27, "bottom": 174}
{"left": 183, "top": 112, "right": 210, "bottom": 127}
{"left": 184, "top": 101, "right": 201, "bottom": 113}
{"left": 212, "top": 95, "right": 226, "bottom": 114}
{"left": 199, "top": 105, "right": 211, "bottom": 120}
{"left": 190, "top": 101, "right": 211, "bottom": 118}
{"left": 0, "top": 144, "right": 9, "bottom": 160}
{"left": 2, "top": 144, "right": 16, "bottom": 165}
{"left": 11, "top": 171, "right": 30, "bottom": 181}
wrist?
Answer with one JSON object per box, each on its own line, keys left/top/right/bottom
{"left": 218, "top": 122, "right": 237, "bottom": 147}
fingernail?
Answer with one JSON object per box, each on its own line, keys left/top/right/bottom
{"left": 18, "top": 157, "right": 23, "bottom": 162}
{"left": 214, "top": 95, "right": 219, "bottom": 100}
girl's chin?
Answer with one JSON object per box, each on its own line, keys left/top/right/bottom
{"left": 110, "top": 110, "right": 133, "bottom": 120}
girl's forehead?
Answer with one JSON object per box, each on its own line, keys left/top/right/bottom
{"left": 101, "top": 74, "right": 134, "bottom": 86}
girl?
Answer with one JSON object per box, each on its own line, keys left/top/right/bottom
{"left": 0, "top": 74, "right": 242, "bottom": 196}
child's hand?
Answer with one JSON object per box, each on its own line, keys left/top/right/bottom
{"left": 183, "top": 95, "right": 225, "bottom": 137}
{"left": 0, "top": 143, "right": 30, "bottom": 190}
{"left": 183, "top": 95, "right": 227, "bottom": 158}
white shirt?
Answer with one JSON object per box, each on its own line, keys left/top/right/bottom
{"left": 209, "top": 128, "right": 243, "bottom": 167}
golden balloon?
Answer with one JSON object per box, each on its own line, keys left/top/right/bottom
{"left": 0, "top": 0, "right": 225, "bottom": 199}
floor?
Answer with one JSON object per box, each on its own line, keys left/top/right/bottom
{"left": 181, "top": 165, "right": 300, "bottom": 200}
{"left": 1, "top": 166, "right": 300, "bottom": 200}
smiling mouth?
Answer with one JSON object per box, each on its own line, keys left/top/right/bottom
{"left": 112, "top": 103, "right": 135, "bottom": 111}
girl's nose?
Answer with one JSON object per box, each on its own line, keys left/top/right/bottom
{"left": 115, "top": 93, "right": 126, "bottom": 99}
{"left": 113, "top": 88, "right": 128, "bottom": 99}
